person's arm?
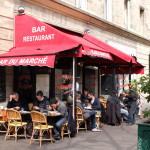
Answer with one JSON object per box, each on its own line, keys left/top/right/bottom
{"left": 59, "top": 105, "right": 66, "bottom": 116}
{"left": 7, "top": 101, "right": 13, "bottom": 108}
{"left": 45, "top": 98, "right": 50, "bottom": 112}
{"left": 33, "top": 99, "right": 39, "bottom": 110}
{"left": 91, "top": 98, "right": 101, "bottom": 111}
{"left": 7, "top": 95, "right": 13, "bottom": 108}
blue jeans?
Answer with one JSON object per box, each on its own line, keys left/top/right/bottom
{"left": 89, "top": 110, "right": 96, "bottom": 129}
{"left": 128, "top": 113, "right": 135, "bottom": 124}
{"left": 120, "top": 109, "right": 128, "bottom": 121}
{"left": 53, "top": 117, "right": 67, "bottom": 135}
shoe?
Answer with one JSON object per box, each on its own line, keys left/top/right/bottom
{"left": 126, "top": 123, "right": 133, "bottom": 126}
{"left": 33, "top": 135, "right": 38, "bottom": 139}
{"left": 92, "top": 128, "right": 101, "bottom": 132}
{"left": 53, "top": 134, "right": 61, "bottom": 140}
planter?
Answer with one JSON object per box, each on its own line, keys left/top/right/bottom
{"left": 137, "top": 123, "right": 150, "bottom": 150}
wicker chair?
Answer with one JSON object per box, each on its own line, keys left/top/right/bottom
{"left": 61, "top": 121, "right": 70, "bottom": 140}
{"left": 0, "top": 109, "right": 7, "bottom": 133}
{"left": 30, "top": 111, "right": 53, "bottom": 147}
{"left": 76, "top": 106, "right": 87, "bottom": 134}
{"left": 96, "top": 113, "right": 103, "bottom": 129}
{"left": 4, "top": 109, "right": 27, "bottom": 142}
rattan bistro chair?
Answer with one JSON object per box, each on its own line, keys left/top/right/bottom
{"left": 4, "top": 109, "right": 27, "bottom": 142}
{"left": 76, "top": 106, "right": 87, "bottom": 134}
{"left": 96, "top": 113, "right": 103, "bottom": 129}
{"left": 61, "top": 121, "right": 70, "bottom": 140}
{"left": 0, "top": 109, "right": 7, "bottom": 133}
{"left": 30, "top": 111, "right": 53, "bottom": 147}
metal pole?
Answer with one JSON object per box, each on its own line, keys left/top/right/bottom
{"left": 82, "top": 64, "right": 85, "bottom": 94}
{"left": 129, "top": 63, "right": 132, "bottom": 83}
{"left": 98, "top": 66, "right": 101, "bottom": 98}
{"left": 72, "top": 57, "right": 76, "bottom": 119}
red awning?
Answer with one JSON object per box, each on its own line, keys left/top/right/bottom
{"left": 83, "top": 33, "right": 144, "bottom": 74}
{"left": 0, "top": 15, "right": 112, "bottom": 67}
{"left": 0, "top": 55, "right": 55, "bottom": 67}
{"left": 83, "top": 33, "right": 136, "bottom": 64}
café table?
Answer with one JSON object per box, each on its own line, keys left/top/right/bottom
{"left": 19, "top": 110, "right": 31, "bottom": 115}
{"left": 84, "top": 106, "right": 92, "bottom": 110}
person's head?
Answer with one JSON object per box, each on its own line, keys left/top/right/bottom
{"left": 36, "top": 90, "right": 44, "bottom": 101}
{"left": 112, "top": 90, "right": 118, "bottom": 96}
{"left": 76, "top": 91, "right": 81, "bottom": 99}
{"left": 122, "top": 90, "right": 127, "bottom": 97}
{"left": 83, "top": 89, "right": 88, "bottom": 96}
{"left": 50, "top": 98, "right": 59, "bottom": 109}
{"left": 12, "top": 92, "right": 19, "bottom": 101}
{"left": 88, "top": 92, "right": 95, "bottom": 100}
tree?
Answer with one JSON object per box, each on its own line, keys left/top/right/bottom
{"left": 132, "top": 75, "right": 150, "bottom": 118}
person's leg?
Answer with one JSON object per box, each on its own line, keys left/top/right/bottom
{"left": 89, "top": 110, "right": 97, "bottom": 129}
{"left": 120, "top": 109, "right": 129, "bottom": 121}
{"left": 128, "top": 113, "right": 133, "bottom": 124}
{"left": 55, "top": 117, "right": 67, "bottom": 134}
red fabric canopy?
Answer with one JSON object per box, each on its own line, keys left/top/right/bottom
{"left": 0, "top": 15, "right": 112, "bottom": 67}
{"left": 83, "top": 33, "right": 144, "bottom": 74}
{"left": 83, "top": 33, "right": 136, "bottom": 64}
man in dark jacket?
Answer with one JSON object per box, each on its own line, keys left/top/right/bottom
{"left": 88, "top": 92, "right": 101, "bottom": 111}
{"left": 7, "top": 92, "right": 22, "bottom": 110}
{"left": 33, "top": 90, "right": 50, "bottom": 113}
{"left": 126, "top": 89, "right": 138, "bottom": 126}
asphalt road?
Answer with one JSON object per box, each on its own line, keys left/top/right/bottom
{"left": 0, "top": 123, "right": 138, "bottom": 150}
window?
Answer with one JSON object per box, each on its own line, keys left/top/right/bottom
{"left": 76, "top": 0, "right": 87, "bottom": 11}
{"left": 104, "top": 0, "right": 112, "bottom": 21}
{"left": 140, "top": 6, "right": 144, "bottom": 35}
{"left": 124, "top": 0, "right": 130, "bottom": 29}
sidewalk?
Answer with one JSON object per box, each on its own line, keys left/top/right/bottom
{"left": 0, "top": 123, "right": 138, "bottom": 150}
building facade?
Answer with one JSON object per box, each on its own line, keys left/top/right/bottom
{"left": 0, "top": 0, "right": 150, "bottom": 110}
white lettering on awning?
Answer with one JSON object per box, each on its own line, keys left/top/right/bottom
{"left": 23, "top": 34, "right": 55, "bottom": 42}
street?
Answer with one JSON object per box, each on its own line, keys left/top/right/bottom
{"left": 0, "top": 123, "right": 137, "bottom": 150}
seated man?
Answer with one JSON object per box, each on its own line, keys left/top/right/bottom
{"left": 50, "top": 98, "right": 68, "bottom": 140}
{"left": 88, "top": 92, "right": 101, "bottom": 112}
{"left": 7, "top": 92, "right": 22, "bottom": 111}
{"left": 81, "top": 89, "right": 89, "bottom": 104}
{"left": 33, "top": 90, "right": 50, "bottom": 112}
{"left": 78, "top": 104, "right": 101, "bottom": 132}
{"left": 108, "top": 90, "right": 128, "bottom": 121}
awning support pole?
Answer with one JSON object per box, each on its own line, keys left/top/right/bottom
{"left": 73, "top": 57, "right": 76, "bottom": 120}
{"left": 112, "top": 65, "right": 116, "bottom": 91}
{"left": 129, "top": 63, "right": 132, "bottom": 83}
{"left": 98, "top": 66, "right": 101, "bottom": 98}
{"left": 82, "top": 64, "right": 85, "bottom": 94}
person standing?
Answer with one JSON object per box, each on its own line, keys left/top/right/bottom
{"left": 126, "top": 89, "right": 138, "bottom": 126}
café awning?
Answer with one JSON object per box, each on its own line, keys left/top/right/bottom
{"left": 83, "top": 33, "right": 144, "bottom": 74}
{"left": 0, "top": 14, "right": 112, "bottom": 67}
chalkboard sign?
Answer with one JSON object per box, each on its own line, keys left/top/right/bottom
{"left": 0, "top": 67, "right": 6, "bottom": 102}
{"left": 85, "top": 69, "right": 96, "bottom": 94}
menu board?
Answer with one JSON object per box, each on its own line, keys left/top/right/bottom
{"left": 85, "top": 69, "right": 96, "bottom": 94}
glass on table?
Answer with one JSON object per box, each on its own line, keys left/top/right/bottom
{"left": 21, "top": 107, "right": 24, "bottom": 111}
